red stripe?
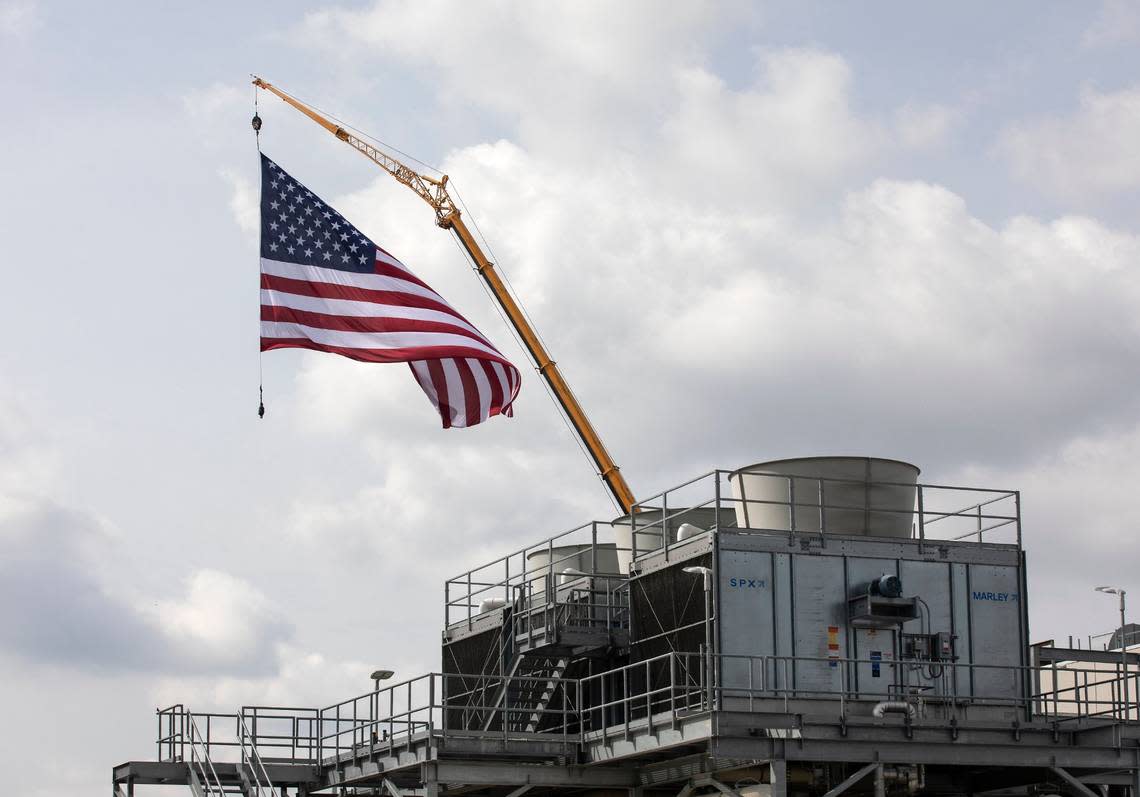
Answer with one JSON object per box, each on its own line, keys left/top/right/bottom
{"left": 479, "top": 359, "right": 504, "bottom": 416}
{"left": 427, "top": 359, "right": 452, "bottom": 428}
{"left": 260, "top": 338, "right": 516, "bottom": 368}
{"left": 261, "top": 273, "right": 471, "bottom": 324}
{"left": 457, "top": 359, "right": 481, "bottom": 427}
{"left": 261, "top": 304, "right": 494, "bottom": 347}
{"left": 372, "top": 259, "right": 434, "bottom": 292}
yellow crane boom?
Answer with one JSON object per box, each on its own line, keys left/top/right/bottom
{"left": 252, "top": 77, "right": 637, "bottom": 514}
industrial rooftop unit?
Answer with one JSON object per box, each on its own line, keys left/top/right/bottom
{"left": 114, "top": 457, "right": 1140, "bottom": 797}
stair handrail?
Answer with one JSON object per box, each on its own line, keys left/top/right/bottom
{"left": 186, "top": 713, "right": 227, "bottom": 797}
{"left": 238, "top": 713, "right": 277, "bottom": 797}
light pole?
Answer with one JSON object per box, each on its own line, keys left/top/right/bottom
{"left": 369, "top": 669, "right": 395, "bottom": 745}
{"left": 684, "top": 566, "right": 714, "bottom": 709}
{"left": 1095, "top": 586, "right": 1128, "bottom": 718}
{"left": 371, "top": 669, "right": 395, "bottom": 691}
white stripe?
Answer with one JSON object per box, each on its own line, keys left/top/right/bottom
{"left": 260, "top": 289, "right": 484, "bottom": 338}
{"left": 374, "top": 248, "right": 410, "bottom": 271}
{"left": 260, "top": 322, "right": 505, "bottom": 359}
{"left": 261, "top": 258, "right": 452, "bottom": 307}
{"left": 440, "top": 358, "right": 466, "bottom": 427}
{"left": 467, "top": 357, "right": 491, "bottom": 422}
{"left": 409, "top": 361, "right": 440, "bottom": 410}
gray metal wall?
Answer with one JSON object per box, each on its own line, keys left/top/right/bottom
{"left": 715, "top": 532, "right": 1027, "bottom": 704}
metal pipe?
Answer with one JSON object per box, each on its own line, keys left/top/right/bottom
{"left": 872, "top": 701, "right": 916, "bottom": 719}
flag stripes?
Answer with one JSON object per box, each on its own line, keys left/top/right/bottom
{"left": 258, "top": 154, "right": 520, "bottom": 428}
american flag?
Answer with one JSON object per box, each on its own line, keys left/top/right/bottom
{"left": 258, "top": 154, "right": 520, "bottom": 428}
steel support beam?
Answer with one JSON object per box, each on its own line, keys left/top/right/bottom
{"left": 1051, "top": 767, "right": 1101, "bottom": 797}
{"left": 822, "top": 762, "right": 880, "bottom": 797}
{"left": 383, "top": 778, "right": 404, "bottom": 797}
{"left": 713, "top": 737, "right": 1140, "bottom": 770}
{"left": 422, "top": 760, "right": 636, "bottom": 788}
{"left": 770, "top": 760, "right": 787, "bottom": 797}
{"left": 695, "top": 776, "right": 742, "bottom": 797}
{"left": 505, "top": 786, "right": 533, "bottom": 797}
{"left": 1034, "top": 647, "right": 1140, "bottom": 666}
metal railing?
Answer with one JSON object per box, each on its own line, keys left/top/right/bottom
{"left": 445, "top": 520, "right": 633, "bottom": 629}
{"left": 445, "top": 468, "right": 1022, "bottom": 630}
{"left": 158, "top": 649, "right": 1138, "bottom": 771}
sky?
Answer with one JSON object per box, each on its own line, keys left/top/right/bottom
{"left": 2, "top": 1, "right": 1140, "bottom": 793}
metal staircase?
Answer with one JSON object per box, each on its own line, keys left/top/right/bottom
{"left": 186, "top": 715, "right": 234, "bottom": 797}
{"left": 238, "top": 714, "right": 276, "bottom": 797}
{"left": 466, "top": 578, "right": 629, "bottom": 734}
{"left": 522, "top": 656, "right": 570, "bottom": 732}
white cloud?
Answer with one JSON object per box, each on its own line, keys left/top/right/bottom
{"left": 297, "top": 1, "right": 751, "bottom": 159}
{"left": 182, "top": 82, "right": 246, "bottom": 119}
{"left": 658, "top": 49, "right": 884, "bottom": 207}
{"left": 0, "top": 391, "right": 59, "bottom": 504}
{"left": 142, "top": 570, "right": 291, "bottom": 674}
{"left": 1083, "top": 0, "right": 1140, "bottom": 47}
{"left": 0, "top": 0, "right": 39, "bottom": 39}
{"left": 222, "top": 169, "right": 259, "bottom": 238}
{"left": 998, "top": 83, "right": 1140, "bottom": 199}
{"left": 150, "top": 643, "right": 376, "bottom": 714}
{"left": 0, "top": 393, "right": 292, "bottom": 676}
{"left": 894, "top": 102, "right": 961, "bottom": 149}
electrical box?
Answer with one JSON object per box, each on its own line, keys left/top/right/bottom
{"left": 902, "top": 631, "right": 957, "bottom": 662}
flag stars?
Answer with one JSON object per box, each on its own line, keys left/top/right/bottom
{"left": 262, "top": 158, "right": 381, "bottom": 274}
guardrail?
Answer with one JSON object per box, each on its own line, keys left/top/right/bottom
{"left": 444, "top": 469, "right": 1021, "bottom": 630}
{"left": 159, "top": 650, "right": 1136, "bottom": 766}
{"left": 444, "top": 521, "right": 633, "bottom": 630}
